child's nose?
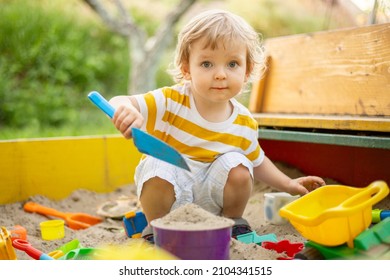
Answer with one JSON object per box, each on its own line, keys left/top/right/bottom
{"left": 214, "top": 67, "right": 227, "bottom": 80}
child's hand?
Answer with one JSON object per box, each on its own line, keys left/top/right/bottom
{"left": 112, "top": 105, "right": 144, "bottom": 139}
{"left": 288, "top": 176, "right": 326, "bottom": 196}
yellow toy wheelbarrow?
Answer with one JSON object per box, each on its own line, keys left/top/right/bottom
{"left": 280, "top": 180, "right": 389, "bottom": 248}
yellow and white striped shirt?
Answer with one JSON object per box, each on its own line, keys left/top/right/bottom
{"left": 134, "top": 82, "right": 264, "bottom": 167}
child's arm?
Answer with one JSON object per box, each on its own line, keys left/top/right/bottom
{"left": 253, "top": 156, "right": 325, "bottom": 195}
{"left": 109, "top": 95, "right": 144, "bottom": 139}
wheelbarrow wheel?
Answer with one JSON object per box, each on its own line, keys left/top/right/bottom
{"left": 294, "top": 246, "right": 325, "bottom": 260}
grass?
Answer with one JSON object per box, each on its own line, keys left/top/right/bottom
{"left": 0, "top": 111, "right": 119, "bottom": 140}
{"left": 0, "top": 125, "right": 117, "bottom": 140}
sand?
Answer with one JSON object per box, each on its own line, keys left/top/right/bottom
{"left": 151, "top": 203, "right": 235, "bottom": 230}
{"left": 1, "top": 162, "right": 389, "bottom": 260}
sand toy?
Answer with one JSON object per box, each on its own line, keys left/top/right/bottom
{"left": 280, "top": 180, "right": 389, "bottom": 248}
{"left": 24, "top": 201, "right": 102, "bottom": 230}
{"left": 88, "top": 91, "right": 190, "bottom": 171}
{"left": 12, "top": 238, "right": 54, "bottom": 260}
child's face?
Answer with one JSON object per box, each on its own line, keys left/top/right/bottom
{"left": 182, "top": 38, "right": 249, "bottom": 104}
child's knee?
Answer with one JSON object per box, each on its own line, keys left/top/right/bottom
{"left": 227, "top": 164, "right": 252, "bottom": 187}
{"left": 139, "top": 177, "right": 174, "bottom": 204}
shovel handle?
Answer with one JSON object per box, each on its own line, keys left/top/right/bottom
{"left": 12, "top": 239, "right": 54, "bottom": 260}
{"left": 88, "top": 90, "right": 139, "bottom": 141}
{"left": 88, "top": 91, "right": 115, "bottom": 118}
{"left": 24, "top": 202, "right": 67, "bottom": 220}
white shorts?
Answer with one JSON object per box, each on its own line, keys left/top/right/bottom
{"left": 134, "top": 152, "right": 254, "bottom": 215}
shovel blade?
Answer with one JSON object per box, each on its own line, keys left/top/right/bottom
{"left": 132, "top": 128, "right": 190, "bottom": 171}
{"left": 88, "top": 91, "right": 190, "bottom": 172}
{"left": 68, "top": 213, "right": 103, "bottom": 230}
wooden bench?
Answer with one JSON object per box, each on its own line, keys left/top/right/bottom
{"left": 249, "top": 23, "right": 390, "bottom": 186}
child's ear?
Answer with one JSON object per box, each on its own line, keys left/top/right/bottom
{"left": 244, "top": 72, "right": 250, "bottom": 83}
{"left": 245, "top": 63, "right": 254, "bottom": 82}
{"left": 244, "top": 73, "right": 249, "bottom": 83}
{"left": 181, "top": 63, "right": 191, "bottom": 80}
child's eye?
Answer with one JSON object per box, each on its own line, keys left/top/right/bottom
{"left": 228, "top": 61, "right": 238, "bottom": 68}
{"left": 201, "top": 61, "right": 212, "bottom": 68}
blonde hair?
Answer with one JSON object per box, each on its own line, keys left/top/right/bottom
{"left": 168, "top": 9, "right": 266, "bottom": 83}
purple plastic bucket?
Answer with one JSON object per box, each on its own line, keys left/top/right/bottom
{"left": 151, "top": 222, "right": 233, "bottom": 260}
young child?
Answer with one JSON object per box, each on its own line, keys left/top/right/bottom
{"left": 108, "top": 9, "right": 325, "bottom": 242}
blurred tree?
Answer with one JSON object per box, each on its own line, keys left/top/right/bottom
{"left": 82, "top": 0, "right": 196, "bottom": 95}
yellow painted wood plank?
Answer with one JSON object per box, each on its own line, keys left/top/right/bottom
{"left": 252, "top": 113, "right": 390, "bottom": 132}
{"left": 0, "top": 141, "right": 22, "bottom": 204}
{"left": 250, "top": 23, "right": 390, "bottom": 117}
{"left": 0, "top": 136, "right": 141, "bottom": 204}
{"left": 105, "top": 136, "right": 140, "bottom": 188}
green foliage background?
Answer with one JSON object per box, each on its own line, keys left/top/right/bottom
{"left": 0, "top": 0, "right": 129, "bottom": 138}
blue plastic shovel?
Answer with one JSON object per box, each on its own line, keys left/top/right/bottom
{"left": 88, "top": 91, "right": 190, "bottom": 172}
